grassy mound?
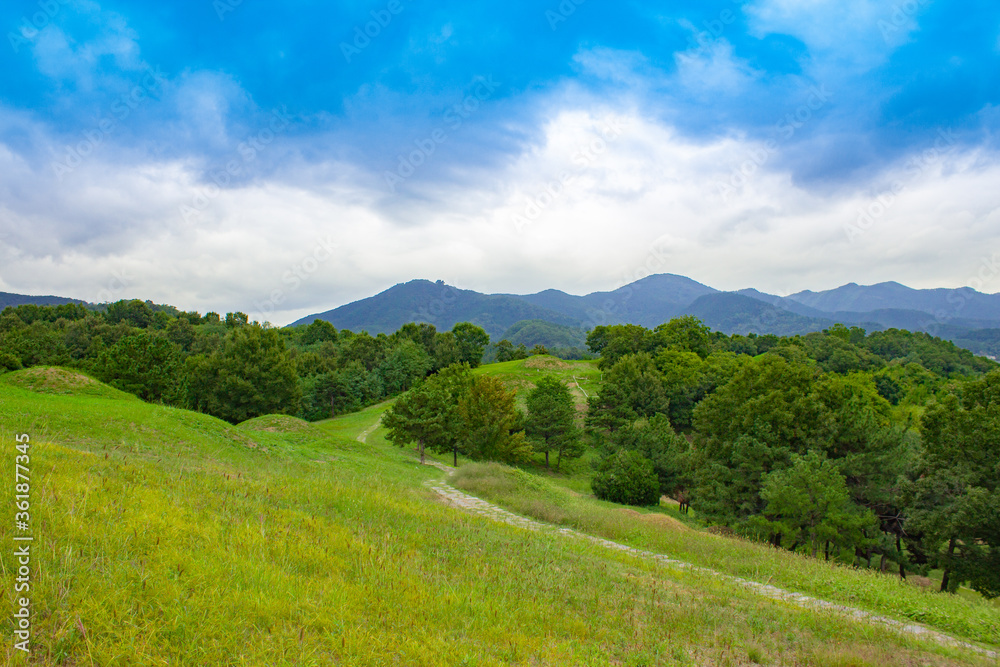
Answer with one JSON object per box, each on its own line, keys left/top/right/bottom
{"left": 239, "top": 414, "right": 316, "bottom": 433}
{"left": 1, "top": 366, "right": 136, "bottom": 400}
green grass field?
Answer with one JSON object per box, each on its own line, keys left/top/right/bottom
{"left": 0, "top": 366, "right": 997, "bottom": 665}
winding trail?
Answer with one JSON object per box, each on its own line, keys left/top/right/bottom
{"left": 356, "top": 416, "right": 382, "bottom": 444}
{"left": 363, "top": 416, "right": 998, "bottom": 660}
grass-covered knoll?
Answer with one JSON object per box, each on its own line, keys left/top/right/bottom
{"left": 0, "top": 373, "right": 994, "bottom": 664}
{"left": 451, "top": 462, "right": 1000, "bottom": 651}
{"left": 475, "top": 355, "right": 600, "bottom": 415}
{"left": 1, "top": 366, "right": 137, "bottom": 401}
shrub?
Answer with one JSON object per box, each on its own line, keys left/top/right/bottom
{"left": 591, "top": 450, "right": 661, "bottom": 506}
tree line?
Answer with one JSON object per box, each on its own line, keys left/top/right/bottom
{"left": 0, "top": 299, "right": 490, "bottom": 424}
{"left": 384, "top": 365, "right": 583, "bottom": 469}
{"left": 584, "top": 317, "right": 999, "bottom": 599}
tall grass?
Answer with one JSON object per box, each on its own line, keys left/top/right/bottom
{"left": 0, "top": 369, "right": 993, "bottom": 665}
{"left": 451, "top": 462, "right": 1000, "bottom": 650}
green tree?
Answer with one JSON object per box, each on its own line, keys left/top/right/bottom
{"left": 652, "top": 316, "right": 711, "bottom": 358}
{"left": 761, "top": 451, "right": 877, "bottom": 558}
{"left": 95, "top": 334, "right": 183, "bottom": 403}
{"left": 452, "top": 322, "right": 490, "bottom": 368}
{"left": 495, "top": 339, "right": 515, "bottom": 362}
{"left": 104, "top": 299, "right": 154, "bottom": 328}
{"left": 459, "top": 375, "right": 532, "bottom": 463}
{"left": 586, "top": 353, "right": 669, "bottom": 433}
{"left": 592, "top": 450, "right": 661, "bottom": 506}
{"left": 525, "top": 376, "right": 582, "bottom": 469}
{"left": 905, "top": 371, "right": 1000, "bottom": 597}
{"left": 301, "top": 319, "right": 338, "bottom": 345}
{"left": 186, "top": 325, "right": 301, "bottom": 423}
{"left": 383, "top": 364, "right": 472, "bottom": 465}
{"left": 611, "top": 414, "right": 689, "bottom": 500}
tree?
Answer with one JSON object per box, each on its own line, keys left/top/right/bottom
{"left": 652, "top": 316, "right": 711, "bottom": 358}
{"left": 611, "top": 414, "right": 689, "bottom": 500}
{"left": 377, "top": 339, "right": 432, "bottom": 394}
{"left": 186, "top": 325, "right": 301, "bottom": 423}
{"left": 383, "top": 364, "right": 472, "bottom": 465}
{"left": 95, "top": 333, "right": 183, "bottom": 403}
{"left": 104, "top": 299, "right": 154, "bottom": 328}
{"left": 495, "top": 339, "right": 516, "bottom": 362}
{"left": 761, "top": 451, "right": 877, "bottom": 558}
{"left": 905, "top": 372, "right": 1000, "bottom": 597}
{"left": 301, "top": 319, "right": 338, "bottom": 345}
{"left": 586, "top": 353, "right": 669, "bottom": 433}
{"left": 525, "top": 376, "right": 582, "bottom": 469}
{"left": 459, "top": 375, "right": 532, "bottom": 463}
{"left": 452, "top": 322, "right": 490, "bottom": 368}
{"left": 592, "top": 450, "right": 660, "bottom": 506}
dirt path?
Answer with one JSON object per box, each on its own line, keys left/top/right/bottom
{"left": 419, "top": 459, "right": 997, "bottom": 660}
{"left": 356, "top": 416, "right": 382, "bottom": 444}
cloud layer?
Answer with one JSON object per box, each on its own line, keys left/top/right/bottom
{"left": 1, "top": 0, "right": 999, "bottom": 324}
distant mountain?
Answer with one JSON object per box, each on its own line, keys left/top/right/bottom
{"left": 679, "top": 293, "right": 834, "bottom": 336}
{"left": 292, "top": 275, "right": 1000, "bottom": 359}
{"left": 0, "top": 292, "right": 87, "bottom": 310}
{"left": 290, "top": 280, "right": 578, "bottom": 339}
{"left": 787, "top": 282, "right": 1000, "bottom": 321}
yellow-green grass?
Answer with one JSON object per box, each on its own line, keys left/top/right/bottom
{"left": 0, "top": 368, "right": 992, "bottom": 665}
{"left": 450, "top": 462, "right": 1000, "bottom": 653}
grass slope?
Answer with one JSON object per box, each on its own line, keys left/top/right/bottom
{"left": 0, "top": 367, "right": 994, "bottom": 665}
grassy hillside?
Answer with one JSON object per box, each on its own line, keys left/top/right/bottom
{"left": 0, "top": 367, "right": 997, "bottom": 664}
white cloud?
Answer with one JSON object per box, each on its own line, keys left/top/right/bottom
{"left": 3, "top": 103, "right": 1000, "bottom": 325}
{"left": 746, "top": 0, "right": 923, "bottom": 70}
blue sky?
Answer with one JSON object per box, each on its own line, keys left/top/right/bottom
{"left": 2, "top": 0, "right": 999, "bottom": 323}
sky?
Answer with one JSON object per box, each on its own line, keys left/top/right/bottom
{"left": 1, "top": 0, "right": 999, "bottom": 325}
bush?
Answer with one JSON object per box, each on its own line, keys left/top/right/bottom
{"left": 591, "top": 450, "right": 661, "bottom": 506}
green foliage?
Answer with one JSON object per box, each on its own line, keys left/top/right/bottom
{"left": 586, "top": 353, "right": 669, "bottom": 432}
{"left": 905, "top": 370, "right": 1000, "bottom": 598}
{"left": 761, "top": 451, "right": 878, "bottom": 557}
{"left": 451, "top": 321, "right": 490, "bottom": 368}
{"left": 94, "top": 333, "right": 183, "bottom": 403}
{"left": 384, "top": 363, "right": 472, "bottom": 463}
{"left": 592, "top": 449, "right": 661, "bottom": 506}
{"left": 525, "top": 376, "right": 582, "bottom": 469}
{"left": 459, "top": 375, "right": 532, "bottom": 463}
{"left": 186, "top": 325, "right": 301, "bottom": 424}
{"left": 610, "top": 414, "right": 689, "bottom": 497}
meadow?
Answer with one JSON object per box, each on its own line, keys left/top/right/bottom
{"left": 0, "top": 366, "right": 997, "bottom": 665}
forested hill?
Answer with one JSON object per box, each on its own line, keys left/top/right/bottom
{"left": 294, "top": 276, "right": 1000, "bottom": 357}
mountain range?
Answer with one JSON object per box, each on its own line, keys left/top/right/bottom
{"left": 292, "top": 275, "right": 1000, "bottom": 357}
{"left": 5, "top": 276, "right": 1000, "bottom": 357}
